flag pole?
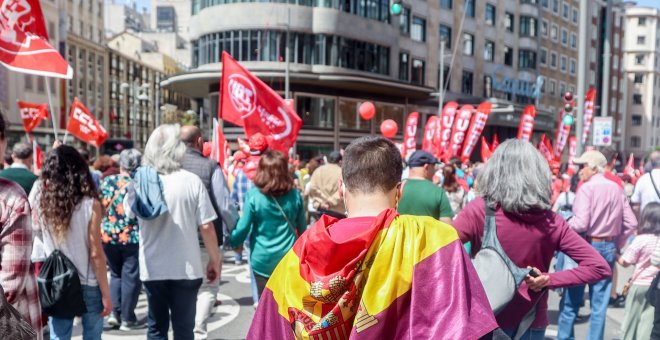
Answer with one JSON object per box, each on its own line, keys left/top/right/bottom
{"left": 44, "top": 76, "right": 59, "bottom": 140}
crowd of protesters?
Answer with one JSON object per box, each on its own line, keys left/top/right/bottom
{"left": 1, "top": 108, "right": 660, "bottom": 339}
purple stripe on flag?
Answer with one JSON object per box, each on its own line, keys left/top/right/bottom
{"left": 349, "top": 240, "right": 498, "bottom": 340}
{"left": 247, "top": 288, "right": 295, "bottom": 340}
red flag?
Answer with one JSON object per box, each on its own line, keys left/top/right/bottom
{"left": 538, "top": 134, "right": 554, "bottom": 162}
{"left": 210, "top": 118, "right": 229, "bottom": 175}
{"left": 437, "top": 101, "right": 459, "bottom": 158}
{"left": 461, "top": 101, "right": 492, "bottom": 162}
{"left": 553, "top": 110, "right": 572, "bottom": 159}
{"left": 481, "top": 136, "right": 493, "bottom": 162}
{"left": 402, "top": 112, "right": 419, "bottom": 158}
{"left": 567, "top": 136, "right": 578, "bottom": 176}
{"left": 219, "top": 52, "right": 302, "bottom": 152}
{"left": 624, "top": 153, "right": 635, "bottom": 177}
{"left": 32, "top": 140, "right": 43, "bottom": 171}
{"left": 582, "top": 88, "right": 597, "bottom": 145}
{"left": 422, "top": 116, "right": 438, "bottom": 153}
{"left": 17, "top": 100, "right": 48, "bottom": 133}
{"left": 448, "top": 105, "right": 474, "bottom": 159}
{"left": 66, "top": 98, "right": 108, "bottom": 147}
{"left": 492, "top": 134, "right": 500, "bottom": 149}
{"left": 517, "top": 105, "right": 536, "bottom": 142}
{"left": 640, "top": 159, "right": 646, "bottom": 176}
{"left": 0, "top": 0, "right": 72, "bottom": 78}
{"left": 237, "top": 138, "right": 250, "bottom": 153}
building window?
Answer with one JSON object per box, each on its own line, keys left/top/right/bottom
{"left": 570, "top": 59, "right": 576, "bottom": 74}
{"left": 462, "top": 70, "right": 473, "bottom": 95}
{"left": 484, "top": 41, "right": 494, "bottom": 61}
{"left": 24, "top": 75, "right": 33, "bottom": 91}
{"left": 518, "top": 49, "right": 537, "bottom": 69}
{"left": 463, "top": 33, "right": 474, "bottom": 56}
{"left": 504, "top": 46, "right": 513, "bottom": 66}
{"left": 638, "top": 36, "right": 646, "bottom": 45}
{"left": 506, "top": 13, "right": 515, "bottom": 32}
{"left": 439, "top": 25, "right": 452, "bottom": 48}
{"left": 562, "top": 3, "right": 569, "bottom": 19}
{"left": 559, "top": 82, "right": 565, "bottom": 96}
{"left": 541, "top": 20, "right": 548, "bottom": 36}
{"left": 634, "top": 73, "right": 644, "bottom": 83}
{"left": 411, "top": 17, "right": 426, "bottom": 42}
{"left": 570, "top": 33, "right": 577, "bottom": 48}
{"left": 440, "top": 0, "right": 452, "bottom": 9}
{"left": 572, "top": 8, "right": 578, "bottom": 23}
{"left": 520, "top": 16, "right": 537, "bottom": 37}
{"left": 639, "top": 17, "right": 647, "bottom": 26}
{"left": 465, "top": 0, "right": 475, "bottom": 18}
{"left": 297, "top": 96, "right": 335, "bottom": 130}
{"left": 399, "top": 52, "right": 409, "bottom": 81}
{"left": 485, "top": 4, "right": 496, "bottom": 26}
{"left": 561, "top": 29, "right": 568, "bottom": 45}
{"left": 636, "top": 54, "right": 645, "bottom": 65}
{"left": 631, "top": 136, "right": 641, "bottom": 148}
{"left": 549, "top": 80, "right": 556, "bottom": 95}
{"left": 37, "top": 77, "right": 45, "bottom": 93}
{"left": 550, "top": 52, "right": 557, "bottom": 68}
{"left": 560, "top": 55, "right": 567, "bottom": 71}
{"left": 540, "top": 49, "right": 547, "bottom": 65}
{"left": 411, "top": 58, "right": 425, "bottom": 85}
{"left": 400, "top": 7, "right": 411, "bottom": 34}
{"left": 541, "top": 0, "right": 548, "bottom": 8}
{"left": 550, "top": 25, "right": 558, "bottom": 41}
{"left": 552, "top": 0, "right": 559, "bottom": 14}
{"left": 633, "top": 94, "right": 643, "bottom": 105}
{"left": 438, "top": 65, "right": 451, "bottom": 89}
{"left": 632, "top": 115, "right": 642, "bottom": 126}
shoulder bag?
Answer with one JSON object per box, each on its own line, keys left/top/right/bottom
{"left": 270, "top": 195, "right": 299, "bottom": 238}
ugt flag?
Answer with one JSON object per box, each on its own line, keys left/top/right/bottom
{"left": 66, "top": 99, "right": 108, "bottom": 147}
{"left": 219, "top": 52, "right": 302, "bottom": 153}
{"left": 17, "top": 100, "right": 48, "bottom": 133}
{"left": 0, "top": 0, "right": 72, "bottom": 78}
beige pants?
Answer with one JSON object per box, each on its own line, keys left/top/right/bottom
{"left": 621, "top": 284, "right": 654, "bottom": 340}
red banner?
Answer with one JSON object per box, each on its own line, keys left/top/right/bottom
{"left": 481, "top": 136, "right": 493, "bottom": 162}
{"left": 210, "top": 118, "right": 229, "bottom": 174}
{"left": 402, "top": 112, "right": 419, "bottom": 158}
{"left": 66, "top": 99, "right": 107, "bottom": 147}
{"left": 624, "top": 153, "right": 635, "bottom": 177}
{"left": 0, "top": 0, "right": 72, "bottom": 78}
{"left": 553, "top": 110, "right": 572, "bottom": 159}
{"left": 538, "top": 134, "right": 554, "bottom": 162}
{"left": 461, "top": 102, "right": 492, "bottom": 162}
{"left": 422, "top": 116, "right": 438, "bottom": 153}
{"left": 219, "top": 52, "right": 302, "bottom": 153}
{"left": 567, "top": 136, "right": 578, "bottom": 176}
{"left": 492, "top": 134, "right": 500, "bottom": 150}
{"left": 517, "top": 105, "right": 536, "bottom": 142}
{"left": 447, "top": 105, "right": 474, "bottom": 159}
{"left": 582, "top": 88, "right": 597, "bottom": 145}
{"left": 32, "top": 140, "right": 43, "bottom": 171}
{"left": 437, "top": 101, "right": 459, "bottom": 157}
{"left": 17, "top": 100, "right": 48, "bottom": 133}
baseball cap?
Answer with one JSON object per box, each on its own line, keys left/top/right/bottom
{"left": 572, "top": 150, "right": 607, "bottom": 168}
{"left": 248, "top": 133, "right": 268, "bottom": 155}
{"left": 407, "top": 150, "right": 439, "bottom": 167}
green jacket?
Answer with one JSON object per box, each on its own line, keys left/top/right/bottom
{"left": 0, "top": 167, "right": 37, "bottom": 195}
{"left": 230, "top": 187, "right": 306, "bottom": 277}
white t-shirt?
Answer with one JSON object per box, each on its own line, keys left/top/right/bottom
{"left": 632, "top": 169, "right": 660, "bottom": 211}
{"left": 128, "top": 169, "right": 217, "bottom": 281}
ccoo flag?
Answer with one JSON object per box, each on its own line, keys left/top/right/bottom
{"left": 0, "top": 0, "right": 72, "bottom": 78}
{"left": 17, "top": 100, "right": 48, "bottom": 133}
{"left": 219, "top": 52, "right": 302, "bottom": 153}
{"left": 66, "top": 99, "right": 108, "bottom": 147}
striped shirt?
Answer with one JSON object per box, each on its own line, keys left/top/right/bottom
{"left": 622, "top": 234, "right": 660, "bottom": 286}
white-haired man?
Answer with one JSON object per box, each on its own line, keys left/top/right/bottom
{"left": 557, "top": 150, "right": 637, "bottom": 340}
{"left": 631, "top": 151, "right": 660, "bottom": 214}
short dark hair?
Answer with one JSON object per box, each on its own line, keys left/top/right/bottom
{"left": 254, "top": 150, "right": 295, "bottom": 197}
{"left": 639, "top": 202, "right": 660, "bottom": 235}
{"left": 342, "top": 136, "right": 402, "bottom": 194}
{"left": 12, "top": 142, "right": 33, "bottom": 160}
{"left": 600, "top": 147, "right": 618, "bottom": 165}
{"left": 327, "top": 151, "right": 342, "bottom": 164}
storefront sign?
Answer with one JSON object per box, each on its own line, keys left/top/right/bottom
{"left": 491, "top": 65, "right": 544, "bottom": 100}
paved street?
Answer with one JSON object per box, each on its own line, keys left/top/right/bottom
{"left": 68, "top": 252, "right": 635, "bottom": 340}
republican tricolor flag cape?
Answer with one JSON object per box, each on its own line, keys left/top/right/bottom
{"left": 248, "top": 210, "right": 497, "bottom": 339}
{"left": 0, "top": 0, "right": 72, "bottom": 78}
{"left": 220, "top": 52, "right": 302, "bottom": 153}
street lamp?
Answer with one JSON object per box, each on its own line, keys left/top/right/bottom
{"left": 121, "top": 81, "right": 150, "bottom": 146}
{"left": 431, "top": 36, "right": 449, "bottom": 118}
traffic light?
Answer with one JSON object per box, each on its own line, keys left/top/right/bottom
{"left": 562, "top": 91, "right": 575, "bottom": 126}
{"left": 391, "top": 0, "right": 402, "bottom": 15}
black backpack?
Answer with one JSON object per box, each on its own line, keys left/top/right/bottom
{"left": 37, "top": 250, "right": 86, "bottom": 318}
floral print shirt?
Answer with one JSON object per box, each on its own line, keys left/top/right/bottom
{"left": 100, "top": 175, "right": 139, "bottom": 245}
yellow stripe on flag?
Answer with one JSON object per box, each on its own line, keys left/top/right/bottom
{"left": 267, "top": 251, "right": 313, "bottom": 320}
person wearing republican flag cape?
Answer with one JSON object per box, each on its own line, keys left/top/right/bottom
{"left": 247, "top": 136, "right": 499, "bottom": 340}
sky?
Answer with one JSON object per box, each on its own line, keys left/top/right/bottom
{"left": 114, "top": 0, "right": 151, "bottom": 12}
{"left": 635, "top": 0, "right": 660, "bottom": 9}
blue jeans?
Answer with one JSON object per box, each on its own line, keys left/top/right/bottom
{"left": 103, "top": 243, "right": 141, "bottom": 322}
{"left": 503, "top": 327, "right": 546, "bottom": 340}
{"left": 557, "top": 241, "right": 616, "bottom": 340}
{"left": 49, "top": 285, "right": 104, "bottom": 340}
{"left": 143, "top": 279, "right": 203, "bottom": 340}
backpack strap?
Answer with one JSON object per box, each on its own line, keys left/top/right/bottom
{"left": 650, "top": 170, "right": 660, "bottom": 200}
{"left": 482, "top": 202, "right": 529, "bottom": 286}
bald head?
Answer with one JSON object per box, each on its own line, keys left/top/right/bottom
{"left": 180, "top": 125, "right": 202, "bottom": 151}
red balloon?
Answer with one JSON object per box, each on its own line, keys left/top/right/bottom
{"left": 380, "top": 119, "right": 398, "bottom": 138}
{"left": 359, "top": 101, "right": 376, "bottom": 120}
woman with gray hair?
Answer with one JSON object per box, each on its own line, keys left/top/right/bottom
{"left": 124, "top": 124, "right": 221, "bottom": 339}
{"left": 452, "top": 139, "right": 611, "bottom": 339}
{"left": 99, "top": 149, "right": 144, "bottom": 331}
